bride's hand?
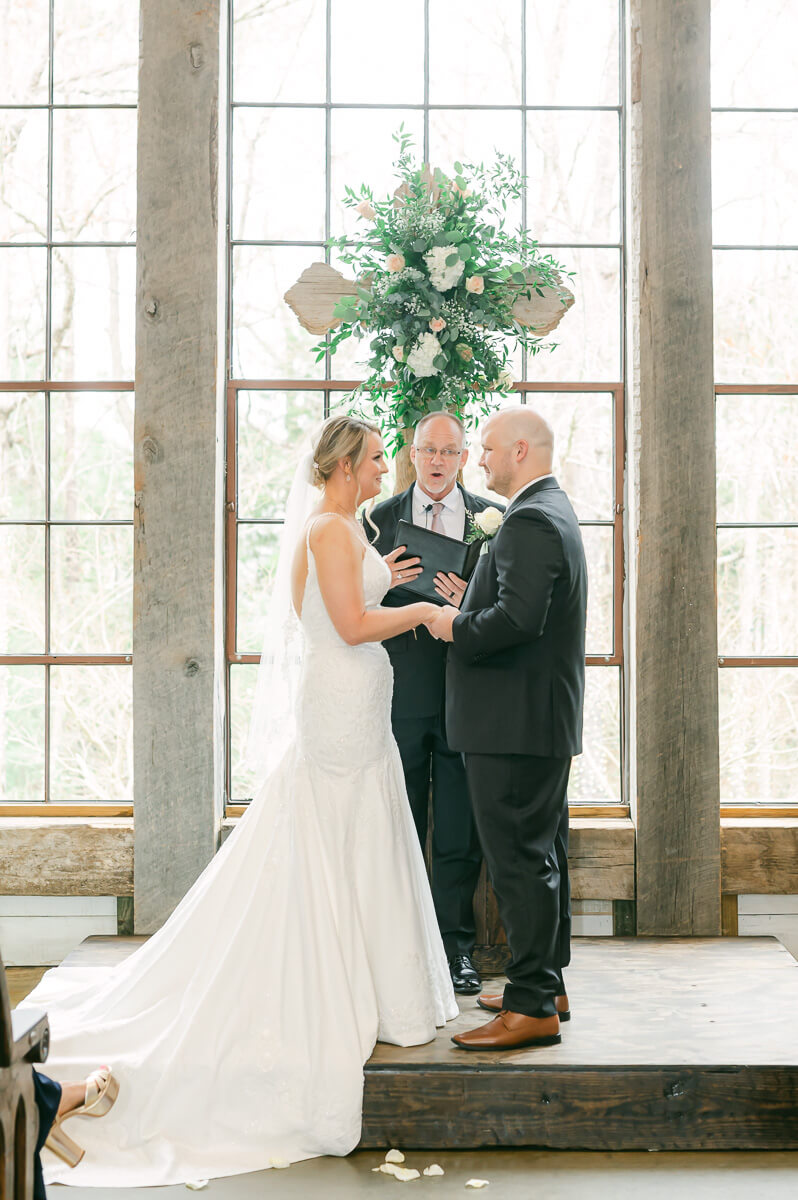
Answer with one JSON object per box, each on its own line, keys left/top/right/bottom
{"left": 417, "top": 603, "right": 441, "bottom": 633}
{"left": 384, "top": 546, "right": 423, "bottom": 590}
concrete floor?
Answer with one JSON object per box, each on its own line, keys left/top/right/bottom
{"left": 51, "top": 1149, "right": 798, "bottom": 1200}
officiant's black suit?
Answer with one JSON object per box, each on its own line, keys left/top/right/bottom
{"left": 446, "top": 476, "right": 587, "bottom": 1018}
{"left": 368, "top": 482, "right": 499, "bottom": 958}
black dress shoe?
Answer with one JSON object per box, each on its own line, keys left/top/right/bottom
{"left": 448, "top": 954, "right": 481, "bottom": 995}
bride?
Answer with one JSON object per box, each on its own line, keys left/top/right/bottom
{"left": 20, "top": 413, "right": 459, "bottom": 1186}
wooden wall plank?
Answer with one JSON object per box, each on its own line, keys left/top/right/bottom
{"left": 7, "top": 818, "right": 798, "bottom": 902}
{"left": 360, "top": 1066, "right": 798, "bottom": 1150}
{"left": 0, "top": 821, "right": 133, "bottom": 896}
{"left": 722, "top": 820, "right": 798, "bottom": 895}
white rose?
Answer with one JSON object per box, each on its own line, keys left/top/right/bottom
{"left": 465, "top": 274, "right": 484, "bottom": 294}
{"left": 406, "top": 332, "right": 441, "bottom": 378}
{"left": 423, "top": 244, "right": 465, "bottom": 292}
{"left": 386, "top": 253, "right": 406, "bottom": 273}
{"left": 475, "top": 507, "right": 503, "bottom": 536}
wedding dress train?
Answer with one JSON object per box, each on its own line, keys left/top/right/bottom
{"left": 21, "top": 534, "right": 458, "bottom": 1185}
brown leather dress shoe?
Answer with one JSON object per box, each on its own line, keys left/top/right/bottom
{"left": 477, "top": 992, "right": 571, "bottom": 1021}
{"left": 452, "top": 1010, "right": 561, "bottom": 1050}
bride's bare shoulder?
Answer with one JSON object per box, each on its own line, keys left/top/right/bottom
{"left": 307, "top": 513, "right": 364, "bottom": 556}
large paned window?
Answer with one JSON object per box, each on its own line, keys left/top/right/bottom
{"left": 0, "top": 1, "right": 137, "bottom": 807}
{"left": 712, "top": 0, "right": 798, "bottom": 809}
{"left": 227, "top": 0, "right": 626, "bottom": 807}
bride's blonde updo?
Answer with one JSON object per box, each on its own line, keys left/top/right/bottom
{"left": 311, "top": 413, "right": 381, "bottom": 489}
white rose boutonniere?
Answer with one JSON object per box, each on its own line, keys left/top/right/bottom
{"left": 466, "top": 506, "right": 504, "bottom": 553}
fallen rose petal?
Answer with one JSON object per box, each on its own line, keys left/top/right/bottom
{"left": 393, "top": 1167, "right": 421, "bottom": 1182}
{"left": 379, "top": 1163, "right": 401, "bottom": 1176}
{"left": 269, "top": 1157, "right": 289, "bottom": 1169}
{"left": 465, "top": 1181, "right": 490, "bottom": 1189}
{"left": 385, "top": 1149, "right": 406, "bottom": 1164}
{"left": 185, "top": 1182, "right": 208, "bottom": 1191}
{"left": 423, "top": 1163, "right": 445, "bottom": 1176}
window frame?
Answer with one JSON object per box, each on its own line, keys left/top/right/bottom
{"left": 0, "top": 380, "right": 134, "bottom": 814}
{"left": 715, "top": 383, "right": 798, "bottom": 818}
{"left": 224, "top": 0, "right": 629, "bottom": 814}
{"left": 0, "top": 1, "right": 136, "bottom": 813}
{"left": 224, "top": 378, "right": 627, "bottom": 815}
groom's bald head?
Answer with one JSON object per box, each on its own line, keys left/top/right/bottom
{"left": 478, "top": 406, "right": 554, "bottom": 498}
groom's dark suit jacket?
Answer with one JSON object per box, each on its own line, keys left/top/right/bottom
{"left": 446, "top": 476, "right": 587, "bottom": 757}
{"left": 369, "top": 483, "right": 500, "bottom": 718}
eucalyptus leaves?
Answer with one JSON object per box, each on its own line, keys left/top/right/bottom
{"left": 316, "top": 128, "right": 573, "bottom": 453}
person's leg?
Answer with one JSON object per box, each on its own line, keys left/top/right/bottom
{"left": 33, "top": 1070, "right": 62, "bottom": 1200}
{"left": 392, "top": 713, "right": 434, "bottom": 851}
{"left": 555, "top": 789, "right": 572, "bottom": 986}
{"left": 464, "top": 752, "right": 571, "bottom": 1018}
{"left": 429, "top": 718, "right": 482, "bottom": 958}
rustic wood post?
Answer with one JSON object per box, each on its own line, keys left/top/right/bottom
{"left": 629, "top": 0, "right": 721, "bottom": 934}
{"left": 133, "top": 1, "right": 226, "bottom": 932}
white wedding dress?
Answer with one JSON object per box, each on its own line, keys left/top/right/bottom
{"left": 22, "top": 527, "right": 458, "bottom": 1186}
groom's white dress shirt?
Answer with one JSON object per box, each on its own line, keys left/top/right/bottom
{"left": 506, "top": 473, "right": 555, "bottom": 510}
{"left": 412, "top": 482, "right": 466, "bottom": 540}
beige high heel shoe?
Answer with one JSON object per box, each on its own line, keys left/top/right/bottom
{"left": 44, "top": 1066, "right": 120, "bottom": 1167}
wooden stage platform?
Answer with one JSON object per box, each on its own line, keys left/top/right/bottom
{"left": 59, "top": 935, "right": 798, "bottom": 1151}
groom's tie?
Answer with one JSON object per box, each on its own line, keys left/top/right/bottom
{"left": 430, "top": 501, "right": 445, "bottom": 534}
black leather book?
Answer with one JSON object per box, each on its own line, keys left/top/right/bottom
{"left": 392, "top": 518, "right": 483, "bottom": 606}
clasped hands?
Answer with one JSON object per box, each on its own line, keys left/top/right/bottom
{"left": 384, "top": 547, "right": 464, "bottom": 643}
{"left": 424, "top": 602, "right": 458, "bottom": 642}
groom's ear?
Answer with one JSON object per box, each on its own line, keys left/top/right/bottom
{"left": 460, "top": 446, "right": 469, "bottom": 469}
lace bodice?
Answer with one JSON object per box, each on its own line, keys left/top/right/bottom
{"left": 300, "top": 517, "right": 392, "bottom": 648}
{"left": 297, "top": 518, "right": 395, "bottom": 770}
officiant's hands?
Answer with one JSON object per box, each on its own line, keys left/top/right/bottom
{"left": 425, "top": 605, "right": 459, "bottom": 643}
{"left": 434, "top": 571, "right": 467, "bottom": 608}
{"left": 384, "top": 545, "right": 423, "bottom": 590}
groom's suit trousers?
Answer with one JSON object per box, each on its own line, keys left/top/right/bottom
{"left": 464, "top": 751, "right": 572, "bottom": 1018}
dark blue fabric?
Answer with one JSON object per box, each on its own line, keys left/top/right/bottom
{"left": 32, "top": 1071, "right": 61, "bottom": 1200}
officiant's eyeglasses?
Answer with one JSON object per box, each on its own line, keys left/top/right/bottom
{"left": 415, "top": 447, "right": 463, "bottom": 458}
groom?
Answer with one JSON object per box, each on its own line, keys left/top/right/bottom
{"left": 369, "top": 412, "right": 500, "bottom": 996}
{"left": 429, "top": 406, "right": 587, "bottom": 1050}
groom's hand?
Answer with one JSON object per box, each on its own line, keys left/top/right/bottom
{"left": 426, "top": 605, "right": 458, "bottom": 642}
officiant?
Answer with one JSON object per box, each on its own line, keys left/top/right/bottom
{"left": 368, "top": 412, "right": 501, "bottom": 995}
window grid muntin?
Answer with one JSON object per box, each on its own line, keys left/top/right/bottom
{"left": 711, "top": 0, "right": 798, "bottom": 807}
{"left": 0, "top": 0, "right": 136, "bottom": 806}
{"left": 225, "top": 381, "right": 626, "bottom": 803}
{"left": 225, "top": 0, "right": 627, "bottom": 805}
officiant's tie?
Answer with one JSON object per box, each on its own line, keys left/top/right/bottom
{"left": 430, "top": 502, "right": 445, "bottom": 534}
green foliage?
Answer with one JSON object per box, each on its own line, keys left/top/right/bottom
{"left": 315, "top": 133, "right": 574, "bottom": 454}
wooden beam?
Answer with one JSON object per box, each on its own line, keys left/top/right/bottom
{"left": 570, "top": 819, "right": 635, "bottom": 901}
{"left": 0, "top": 820, "right": 133, "bottom": 896}
{"left": 721, "top": 893, "right": 739, "bottom": 936}
{"left": 134, "top": 0, "right": 226, "bottom": 931}
{"left": 360, "top": 1066, "right": 798, "bottom": 1150}
{"left": 722, "top": 820, "right": 798, "bottom": 895}
{"left": 8, "top": 818, "right": 798, "bottom": 901}
{"left": 630, "top": 0, "right": 721, "bottom": 935}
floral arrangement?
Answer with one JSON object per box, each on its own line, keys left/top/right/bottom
{"left": 465, "top": 506, "right": 504, "bottom": 550}
{"left": 315, "top": 128, "right": 573, "bottom": 454}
